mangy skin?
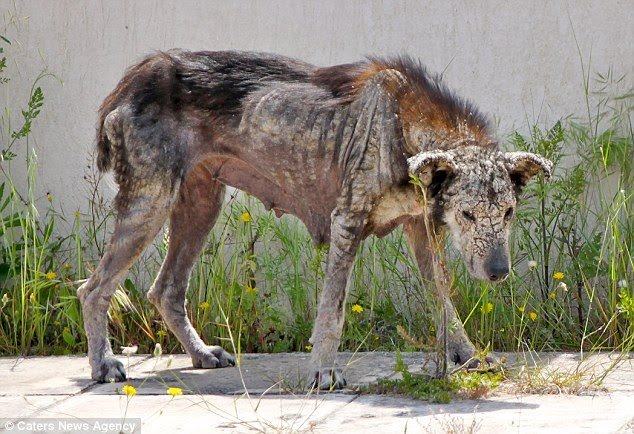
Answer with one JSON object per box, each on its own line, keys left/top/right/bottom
{"left": 78, "top": 50, "right": 552, "bottom": 388}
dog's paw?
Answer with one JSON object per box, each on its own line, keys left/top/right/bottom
{"left": 450, "top": 346, "right": 500, "bottom": 371}
{"left": 94, "top": 356, "right": 127, "bottom": 383}
{"left": 191, "top": 345, "right": 235, "bottom": 369}
{"left": 311, "top": 368, "right": 347, "bottom": 391}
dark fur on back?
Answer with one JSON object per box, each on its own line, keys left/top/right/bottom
{"left": 175, "top": 51, "right": 314, "bottom": 114}
{"left": 96, "top": 51, "right": 491, "bottom": 174}
{"left": 311, "top": 62, "right": 367, "bottom": 98}
{"left": 96, "top": 51, "right": 314, "bottom": 172}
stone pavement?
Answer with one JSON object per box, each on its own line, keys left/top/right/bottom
{"left": 0, "top": 352, "right": 632, "bottom": 433}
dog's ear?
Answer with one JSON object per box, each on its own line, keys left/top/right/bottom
{"left": 504, "top": 152, "right": 553, "bottom": 192}
{"left": 408, "top": 150, "right": 455, "bottom": 198}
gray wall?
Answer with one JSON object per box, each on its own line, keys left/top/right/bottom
{"left": 2, "top": 0, "right": 632, "bottom": 211}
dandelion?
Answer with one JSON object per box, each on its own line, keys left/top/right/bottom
{"left": 518, "top": 306, "right": 525, "bottom": 313}
{"left": 529, "top": 311, "right": 538, "bottom": 321}
{"left": 548, "top": 291, "right": 556, "bottom": 300}
{"left": 153, "top": 343, "right": 162, "bottom": 358}
{"left": 239, "top": 211, "right": 252, "bottom": 223}
{"left": 245, "top": 285, "right": 257, "bottom": 294}
{"left": 557, "top": 281, "right": 568, "bottom": 292}
{"left": 480, "top": 302, "right": 494, "bottom": 314}
{"left": 121, "top": 384, "right": 137, "bottom": 397}
{"left": 198, "top": 301, "right": 210, "bottom": 310}
{"left": 166, "top": 387, "right": 183, "bottom": 397}
{"left": 351, "top": 304, "right": 364, "bottom": 314}
{"left": 617, "top": 279, "right": 628, "bottom": 289}
{"left": 553, "top": 272, "right": 564, "bottom": 280}
{"left": 305, "top": 345, "right": 312, "bottom": 351}
{"left": 527, "top": 260, "right": 538, "bottom": 270}
{"left": 45, "top": 271, "right": 57, "bottom": 280}
{"left": 121, "top": 345, "right": 138, "bottom": 356}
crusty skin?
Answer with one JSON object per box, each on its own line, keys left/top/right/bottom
{"left": 79, "top": 50, "right": 552, "bottom": 387}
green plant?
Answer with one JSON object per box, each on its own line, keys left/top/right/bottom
{"left": 364, "top": 353, "right": 503, "bottom": 403}
{"left": 0, "top": 36, "right": 84, "bottom": 355}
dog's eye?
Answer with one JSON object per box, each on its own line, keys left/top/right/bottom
{"left": 504, "top": 207, "right": 514, "bottom": 220}
{"left": 462, "top": 210, "right": 476, "bottom": 222}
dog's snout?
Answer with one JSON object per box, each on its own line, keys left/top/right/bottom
{"left": 485, "top": 247, "right": 510, "bottom": 282}
{"left": 487, "top": 264, "right": 509, "bottom": 282}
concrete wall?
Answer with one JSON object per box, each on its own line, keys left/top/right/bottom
{"left": 2, "top": 0, "right": 632, "bottom": 211}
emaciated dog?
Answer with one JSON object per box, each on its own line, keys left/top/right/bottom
{"left": 79, "top": 51, "right": 552, "bottom": 389}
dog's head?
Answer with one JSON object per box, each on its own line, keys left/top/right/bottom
{"left": 408, "top": 146, "right": 552, "bottom": 282}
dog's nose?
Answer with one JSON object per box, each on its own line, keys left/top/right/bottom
{"left": 485, "top": 245, "right": 510, "bottom": 282}
{"left": 487, "top": 264, "right": 509, "bottom": 282}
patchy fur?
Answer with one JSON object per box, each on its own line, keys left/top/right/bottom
{"left": 80, "top": 50, "right": 552, "bottom": 388}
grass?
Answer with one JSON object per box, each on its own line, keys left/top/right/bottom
{"left": 0, "top": 35, "right": 632, "bottom": 375}
{"left": 363, "top": 353, "right": 505, "bottom": 403}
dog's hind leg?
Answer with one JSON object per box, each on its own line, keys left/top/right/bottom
{"left": 148, "top": 165, "right": 234, "bottom": 369}
{"left": 78, "top": 182, "right": 175, "bottom": 382}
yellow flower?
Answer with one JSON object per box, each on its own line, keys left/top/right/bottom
{"left": 548, "top": 291, "right": 556, "bottom": 300}
{"left": 553, "top": 272, "right": 564, "bottom": 280}
{"left": 199, "top": 301, "right": 210, "bottom": 310}
{"left": 121, "top": 384, "right": 137, "bottom": 397}
{"left": 351, "top": 304, "right": 364, "bottom": 314}
{"left": 518, "top": 306, "right": 525, "bottom": 313}
{"left": 245, "top": 285, "right": 257, "bottom": 294}
{"left": 305, "top": 345, "right": 313, "bottom": 351}
{"left": 157, "top": 330, "right": 167, "bottom": 338}
{"left": 239, "top": 211, "right": 252, "bottom": 223}
{"left": 166, "top": 387, "right": 183, "bottom": 397}
{"left": 481, "top": 302, "right": 494, "bottom": 314}
{"left": 45, "top": 271, "right": 57, "bottom": 280}
{"left": 529, "top": 311, "right": 538, "bottom": 321}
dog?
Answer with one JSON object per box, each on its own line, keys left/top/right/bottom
{"left": 79, "top": 50, "right": 552, "bottom": 388}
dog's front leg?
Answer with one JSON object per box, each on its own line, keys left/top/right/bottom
{"left": 403, "top": 215, "right": 495, "bottom": 369}
{"left": 309, "top": 210, "right": 363, "bottom": 390}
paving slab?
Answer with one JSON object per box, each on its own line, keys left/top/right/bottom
{"left": 29, "top": 393, "right": 355, "bottom": 433}
{"left": 0, "top": 355, "right": 148, "bottom": 396}
{"left": 498, "top": 352, "right": 634, "bottom": 392}
{"left": 0, "top": 396, "right": 64, "bottom": 419}
{"left": 1, "top": 352, "right": 632, "bottom": 433}
{"left": 318, "top": 392, "right": 634, "bottom": 434}
{"left": 88, "top": 351, "right": 435, "bottom": 396}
